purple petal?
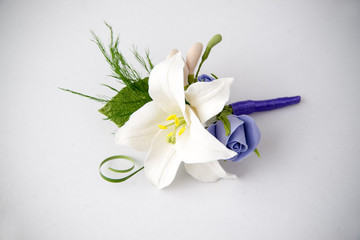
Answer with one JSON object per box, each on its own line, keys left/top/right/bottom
{"left": 197, "top": 74, "right": 215, "bottom": 82}
{"left": 207, "top": 115, "right": 261, "bottom": 162}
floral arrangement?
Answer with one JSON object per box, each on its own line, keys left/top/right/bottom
{"left": 61, "top": 25, "right": 301, "bottom": 189}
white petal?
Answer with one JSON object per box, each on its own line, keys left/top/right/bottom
{"left": 185, "top": 161, "right": 236, "bottom": 182}
{"left": 144, "top": 131, "right": 182, "bottom": 189}
{"left": 176, "top": 106, "right": 237, "bottom": 164}
{"left": 185, "top": 78, "right": 233, "bottom": 123}
{"left": 148, "top": 52, "right": 186, "bottom": 114}
{"left": 115, "top": 101, "right": 167, "bottom": 151}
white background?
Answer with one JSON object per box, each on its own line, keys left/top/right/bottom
{"left": 1, "top": 0, "right": 359, "bottom": 239}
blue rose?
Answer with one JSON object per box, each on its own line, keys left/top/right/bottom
{"left": 207, "top": 115, "right": 261, "bottom": 162}
{"left": 197, "top": 74, "right": 215, "bottom": 82}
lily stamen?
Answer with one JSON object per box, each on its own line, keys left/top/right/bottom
{"left": 159, "top": 114, "right": 187, "bottom": 144}
{"left": 179, "top": 126, "right": 186, "bottom": 136}
{"left": 166, "top": 114, "right": 177, "bottom": 121}
{"left": 174, "top": 117, "right": 180, "bottom": 126}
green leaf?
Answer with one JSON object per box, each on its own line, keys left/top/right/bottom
{"left": 219, "top": 115, "right": 231, "bottom": 136}
{"left": 98, "top": 78, "right": 152, "bottom": 127}
{"left": 254, "top": 148, "right": 261, "bottom": 158}
{"left": 216, "top": 105, "right": 234, "bottom": 136}
{"left": 210, "top": 73, "right": 218, "bottom": 79}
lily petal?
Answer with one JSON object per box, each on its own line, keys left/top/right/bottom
{"left": 184, "top": 161, "right": 236, "bottom": 182}
{"left": 115, "top": 101, "right": 168, "bottom": 151}
{"left": 185, "top": 78, "right": 233, "bottom": 123}
{"left": 176, "top": 106, "right": 237, "bottom": 164}
{"left": 148, "top": 52, "right": 186, "bottom": 114}
{"left": 145, "top": 131, "right": 182, "bottom": 189}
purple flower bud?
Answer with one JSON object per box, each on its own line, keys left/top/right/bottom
{"left": 197, "top": 74, "right": 214, "bottom": 82}
{"left": 207, "top": 115, "right": 261, "bottom": 162}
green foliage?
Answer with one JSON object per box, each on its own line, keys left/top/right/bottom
{"left": 216, "top": 105, "right": 233, "bottom": 136}
{"left": 210, "top": 73, "right": 218, "bottom": 79}
{"left": 132, "top": 46, "right": 154, "bottom": 74}
{"left": 101, "top": 84, "right": 119, "bottom": 92}
{"left": 98, "top": 78, "right": 152, "bottom": 127}
{"left": 195, "top": 34, "right": 223, "bottom": 79}
{"left": 91, "top": 23, "right": 154, "bottom": 90}
{"left": 218, "top": 114, "right": 231, "bottom": 136}
{"left": 61, "top": 23, "right": 155, "bottom": 128}
{"left": 58, "top": 88, "right": 109, "bottom": 103}
{"left": 254, "top": 148, "right": 261, "bottom": 158}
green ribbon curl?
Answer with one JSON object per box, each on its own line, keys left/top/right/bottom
{"left": 99, "top": 155, "right": 144, "bottom": 183}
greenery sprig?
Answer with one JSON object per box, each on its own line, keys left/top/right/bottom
{"left": 195, "top": 34, "right": 222, "bottom": 79}
{"left": 90, "top": 23, "right": 154, "bottom": 90}
{"left": 60, "top": 23, "right": 153, "bottom": 127}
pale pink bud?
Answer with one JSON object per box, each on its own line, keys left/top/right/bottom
{"left": 185, "top": 42, "right": 203, "bottom": 75}
{"left": 166, "top": 49, "right": 179, "bottom": 59}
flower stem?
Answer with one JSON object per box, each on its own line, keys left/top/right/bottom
{"left": 195, "top": 34, "right": 222, "bottom": 79}
{"left": 230, "top": 96, "right": 301, "bottom": 115}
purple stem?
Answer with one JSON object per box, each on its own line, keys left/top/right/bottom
{"left": 230, "top": 96, "right": 301, "bottom": 115}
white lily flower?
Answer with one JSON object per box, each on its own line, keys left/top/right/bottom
{"left": 115, "top": 52, "right": 236, "bottom": 188}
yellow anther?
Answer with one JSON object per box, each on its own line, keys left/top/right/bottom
{"left": 174, "top": 117, "right": 180, "bottom": 127}
{"left": 178, "top": 126, "right": 186, "bottom": 136}
{"left": 166, "top": 114, "right": 177, "bottom": 121}
{"left": 163, "top": 114, "right": 187, "bottom": 144}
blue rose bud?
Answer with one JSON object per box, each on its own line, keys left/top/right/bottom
{"left": 207, "top": 115, "right": 261, "bottom": 162}
{"left": 197, "top": 74, "right": 215, "bottom": 82}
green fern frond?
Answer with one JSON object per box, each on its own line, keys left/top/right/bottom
{"left": 101, "top": 84, "right": 119, "bottom": 92}
{"left": 97, "top": 94, "right": 111, "bottom": 101}
{"left": 145, "top": 49, "right": 154, "bottom": 70}
{"left": 91, "top": 23, "right": 142, "bottom": 87}
{"left": 60, "top": 23, "right": 154, "bottom": 126}
{"left": 59, "top": 88, "right": 109, "bottom": 103}
{"left": 132, "top": 46, "right": 151, "bottom": 74}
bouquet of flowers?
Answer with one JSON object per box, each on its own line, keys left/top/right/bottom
{"left": 61, "top": 24, "right": 300, "bottom": 189}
